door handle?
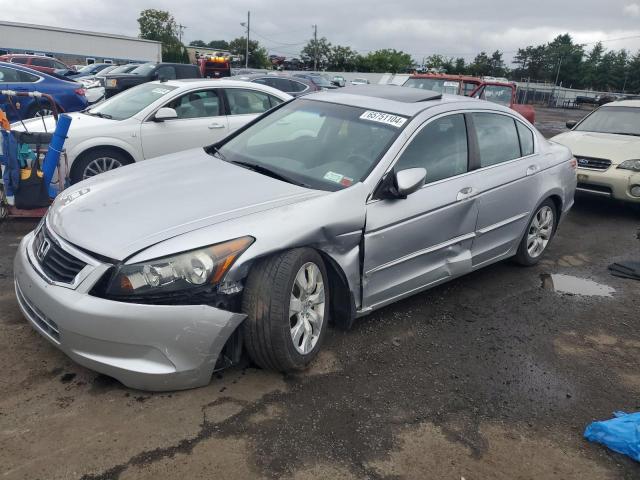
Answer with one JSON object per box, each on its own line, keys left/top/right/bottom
{"left": 457, "top": 187, "right": 475, "bottom": 201}
{"left": 526, "top": 165, "right": 540, "bottom": 176}
{"left": 208, "top": 122, "right": 225, "bottom": 129}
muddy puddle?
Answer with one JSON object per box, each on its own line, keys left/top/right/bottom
{"left": 540, "top": 274, "right": 615, "bottom": 297}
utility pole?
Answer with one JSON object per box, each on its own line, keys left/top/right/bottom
{"left": 313, "top": 24, "right": 318, "bottom": 71}
{"left": 246, "top": 11, "right": 250, "bottom": 68}
{"left": 177, "top": 24, "right": 187, "bottom": 44}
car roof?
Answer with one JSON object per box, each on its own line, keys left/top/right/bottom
{"left": 156, "top": 78, "right": 293, "bottom": 97}
{"left": 602, "top": 100, "right": 640, "bottom": 108}
{"left": 304, "top": 85, "right": 470, "bottom": 116}
{"left": 231, "top": 73, "right": 314, "bottom": 84}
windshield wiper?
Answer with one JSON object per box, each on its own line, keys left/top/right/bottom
{"left": 85, "top": 111, "right": 113, "bottom": 119}
{"left": 211, "top": 146, "right": 226, "bottom": 161}
{"left": 228, "top": 160, "right": 310, "bottom": 187}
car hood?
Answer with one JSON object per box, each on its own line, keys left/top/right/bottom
{"left": 47, "top": 149, "right": 325, "bottom": 261}
{"left": 13, "top": 112, "right": 114, "bottom": 133}
{"left": 551, "top": 131, "right": 640, "bottom": 164}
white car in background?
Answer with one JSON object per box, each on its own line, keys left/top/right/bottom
{"left": 16, "top": 79, "right": 291, "bottom": 183}
{"left": 551, "top": 100, "right": 640, "bottom": 203}
{"left": 350, "top": 78, "right": 370, "bottom": 85}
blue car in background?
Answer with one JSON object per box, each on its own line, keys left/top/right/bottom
{"left": 0, "top": 61, "right": 88, "bottom": 122}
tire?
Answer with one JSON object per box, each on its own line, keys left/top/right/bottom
{"left": 514, "top": 199, "right": 557, "bottom": 266}
{"left": 71, "top": 148, "right": 131, "bottom": 184}
{"left": 27, "top": 100, "right": 56, "bottom": 119}
{"left": 242, "top": 248, "right": 330, "bottom": 371}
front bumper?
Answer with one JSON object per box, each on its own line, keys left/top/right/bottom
{"left": 576, "top": 167, "right": 640, "bottom": 203}
{"left": 14, "top": 230, "right": 246, "bottom": 391}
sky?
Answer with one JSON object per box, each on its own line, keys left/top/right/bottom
{"left": 2, "top": 0, "right": 640, "bottom": 63}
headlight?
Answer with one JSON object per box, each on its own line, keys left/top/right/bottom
{"left": 106, "top": 79, "right": 117, "bottom": 88}
{"left": 617, "top": 160, "right": 640, "bottom": 172}
{"left": 105, "top": 236, "right": 254, "bottom": 297}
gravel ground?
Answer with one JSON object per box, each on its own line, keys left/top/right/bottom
{"left": 1, "top": 107, "right": 639, "bottom": 479}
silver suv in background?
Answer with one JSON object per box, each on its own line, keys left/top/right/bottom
{"left": 14, "top": 86, "right": 576, "bottom": 391}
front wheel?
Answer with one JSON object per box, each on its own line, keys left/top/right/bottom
{"left": 71, "top": 148, "right": 131, "bottom": 184}
{"left": 242, "top": 248, "right": 329, "bottom": 371}
{"left": 515, "top": 199, "right": 557, "bottom": 266}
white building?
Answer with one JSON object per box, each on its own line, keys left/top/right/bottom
{"left": 0, "top": 21, "right": 162, "bottom": 65}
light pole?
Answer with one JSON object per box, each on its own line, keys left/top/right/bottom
{"left": 312, "top": 24, "right": 318, "bottom": 71}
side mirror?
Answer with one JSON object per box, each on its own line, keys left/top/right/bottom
{"left": 153, "top": 107, "right": 178, "bottom": 122}
{"left": 376, "top": 167, "right": 427, "bottom": 200}
{"left": 396, "top": 168, "right": 427, "bottom": 197}
{"left": 566, "top": 121, "right": 577, "bottom": 129}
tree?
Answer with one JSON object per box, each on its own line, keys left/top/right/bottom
{"left": 358, "top": 49, "right": 414, "bottom": 73}
{"left": 512, "top": 45, "right": 547, "bottom": 81}
{"left": 583, "top": 42, "right": 604, "bottom": 88}
{"left": 137, "top": 9, "right": 188, "bottom": 63}
{"left": 627, "top": 50, "right": 640, "bottom": 93}
{"left": 328, "top": 45, "right": 358, "bottom": 71}
{"left": 300, "top": 37, "right": 332, "bottom": 70}
{"left": 452, "top": 58, "right": 467, "bottom": 75}
{"left": 488, "top": 50, "right": 506, "bottom": 77}
{"left": 189, "top": 40, "right": 207, "bottom": 47}
{"left": 228, "top": 37, "right": 269, "bottom": 68}
{"left": 468, "top": 51, "right": 491, "bottom": 77}
{"left": 544, "top": 34, "right": 584, "bottom": 87}
{"left": 208, "top": 40, "right": 230, "bottom": 50}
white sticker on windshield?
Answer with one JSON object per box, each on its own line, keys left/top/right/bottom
{"left": 359, "top": 110, "right": 407, "bottom": 128}
{"left": 324, "top": 171, "right": 344, "bottom": 183}
{"left": 443, "top": 81, "right": 459, "bottom": 87}
{"left": 151, "top": 88, "right": 171, "bottom": 95}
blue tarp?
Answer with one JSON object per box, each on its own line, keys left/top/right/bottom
{"left": 585, "top": 411, "right": 640, "bottom": 462}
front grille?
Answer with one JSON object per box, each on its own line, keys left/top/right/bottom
{"left": 33, "top": 227, "right": 87, "bottom": 284}
{"left": 576, "top": 156, "right": 612, "bottom": 170}
{"left": 15, "top": 281, "right": 60, "bottom": 342}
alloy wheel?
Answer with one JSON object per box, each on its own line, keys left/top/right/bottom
{"left": 289, "top": 262, "right": 325, "bottom": 355}
{"left": 83, "top": 157, "right": 124, "bottom": 179}
{"left": 527, "top": 206, "right": 554, "bottom": 258}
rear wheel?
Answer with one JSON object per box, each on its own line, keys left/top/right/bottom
{"left": 242, "top": 248, "right": 329, "bottom": 371}
{"left": 515, "top": 199, "right": 557, "bottom": 266}
{"left": 71, "top": 148, "right": 131, "bottom": 184}
{"left": 27, "top": 101, "right": 56, "bottom": 118}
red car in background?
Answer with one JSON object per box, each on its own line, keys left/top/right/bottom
{"left": 0, "top": 54, "right": 74, "bottom": 75}
{"left": 470, "top": 81, "right": 536, "bottom": 124}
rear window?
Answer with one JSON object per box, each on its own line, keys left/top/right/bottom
{"left": 404, "top": 78, "right": 460, "bottom": 95}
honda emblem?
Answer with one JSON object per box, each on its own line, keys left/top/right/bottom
{"left": 37, "top": 238, "right": 50, "bottom": 262}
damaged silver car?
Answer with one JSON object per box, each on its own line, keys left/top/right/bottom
{"left": 14, "top": 86, "right": 577, "bottom": 390}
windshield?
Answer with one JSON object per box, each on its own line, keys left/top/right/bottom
{"left": 575, "top": 106, "right": 640, "bottom": 136}
{"left": 477, "top": 85, "right": 513, "bottom": 106}
{"left": 215, "top": 99, "right": 404, "bottom": 191}
{"left": 404, "top": 78, "right": 460, "bottom": 95}
{"left": 87, "top": 83, "right": 177, "bottom": 120}
{"left": 130, "top": 63, "right": 156, "bottom": 75}
{"left": 76, "top": 65, "right": 95, "bottom": 73}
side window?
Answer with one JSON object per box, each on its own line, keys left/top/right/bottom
{"left": 31, "top": 57, "right": 53, "bottom": 68}
{"left": 268, "top": 95, "right": 284, "bottom": 108}
{"left": 472, "top": 113, "right": 521, "bottom": 167}
{"left": 463, "top": 82, "right": 478, "bottom": 96}
{"left": 273, "top": 78, "right": 294, "bottom": 92}
{"left": 166, "top": 89, "right": 221, "bottom": 119}
{"left": 517, "top": 121, "right": 534, "bottom": 156}
{"left": 176, "top": 65, "right": 197, "bottom": 78}
{"left": 288, "top": 80, "right": 308, "bottom": 93}
{"left": 226, "top": 88, "right": 274, "bottom": 115}
{"left": 53, "top": 60, "right": 68, "bottom": 70}
{"left": 156, "top": 66, "right": 176, "bottom": 80}
{"left": 18, "top": 70, "right": 39, "bottom": 83}
{"left": 0, "top": 66, "right": 21, "bottom": 82}
{"left": 11, "top": 57, "right": 28, "bottom": 64}
{"left": 395, "top": 114, "right": 468, "bottom": 184}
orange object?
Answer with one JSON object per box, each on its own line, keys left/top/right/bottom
{"left": 0, "top": 109, "right": 9, "bottom": 131}
{"left": 20, "top": 168, "right": 44, "bottom": 180}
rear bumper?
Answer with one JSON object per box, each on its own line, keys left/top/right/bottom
{"left": 14, "top": 231, "right": 246, "bottom": 391}
{"left": 576, "top": 167, "right": 640, "bottom": 203}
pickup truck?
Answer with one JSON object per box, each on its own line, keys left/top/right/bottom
{"left": 470, "top": 81, "right": 536, "bottom": 124}
{"left": 104, "top": 63, "right": 201, "bottom": 98}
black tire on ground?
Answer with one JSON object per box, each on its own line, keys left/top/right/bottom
{"left": 242, "top": 248, "right": 330, "bottom": 371}
{"left": 514, "top": 198, "right": 558, "bottom": 266}
{"left": 70, "top": 148, "right": 131, "bottom": 184}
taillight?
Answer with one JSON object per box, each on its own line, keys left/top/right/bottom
{"left": 75, "top": 88, "right": 86, "bottom": 96}
{"left": 569, "top": 157, "right": 577, "bottom": 170}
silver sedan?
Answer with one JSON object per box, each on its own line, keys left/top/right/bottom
{"left": 14, "top": 86, "right": 577, "bottom": 390}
